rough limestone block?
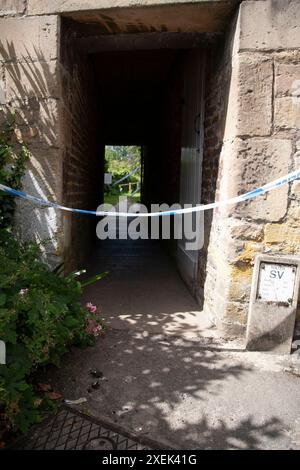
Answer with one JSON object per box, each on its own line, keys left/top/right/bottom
{"left": 293, "top": 151, "right": 300, "bottom": 171}
{"left": 14, "top": 144, "right": 63, "bottom": 266}
{"left": 288, "top": 205, "right": 300, "bottom": 226}
{"left": 0, "top": 0, "right": 25, "bottom": 15}
{"left": 236, "top": 54, "right": 273, "bottom": 136}
{"left": 264, "top": 224, "right": 300, "bottom": 246}
{"left": 13, "top": 98, "right": 61, "bottom": 147}
{"left": 27, "top": 0, "right": 239, "bottom": 16}
{"left": 275, "top": 64, "right": 300, "bottom": 98}
{"left": 292, "top": 180, "right": 300, "bottom": 199}
{"left": 228, "top": 138, "right": 291, "bottom": 221}
{"left": 5, "top": 60, "right": 59, "bottom": 101}
{"left": 228, "top": 264, "right": 253, "bottom": 304}
{"left": 239, "top": 0, "right": 300, "bottom": 51}
{"left": 224, "top": 301, "right": 248, "bottom": 326}
{"left": 39, "top": 16, "right": 60, "bottom": 62}
{"left": 0, "top": 16, "right": 59, "bottom": 62}
{"left": 274, "top": 97, "right": 300, "bottom": 130}
{"left": 230, "top": 220, "right": 264, "bottom": 241}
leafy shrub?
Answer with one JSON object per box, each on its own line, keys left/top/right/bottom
{"left": 0, "top": 116, "right": 106, "bottom": 437}
{"left": 105, "top": 146, "right": 141, "bottom": 184}
{"left": 0, "top": 229, "right": 105, "bottom": 434}
{"left": 0, "top": 114, "right": 29, "bottom": 229}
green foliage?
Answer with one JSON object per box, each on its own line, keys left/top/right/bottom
{"left": 105, "top": 146, "right": 141, "bottom": 204}
{"left": 0, "top": 117, "right": 106, "bottom": 437}
{"left": 0, "top": 228, "right": 105, "bottom": 434}
{"left": 105, "top": 146, "right": 141, "bottom": 183}
{"left": 0, "top": 114, "right": 29, "bottom": 229}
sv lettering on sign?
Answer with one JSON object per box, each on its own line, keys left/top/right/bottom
{"left": 270, "top": 270, "right": 284, "bottom": 279}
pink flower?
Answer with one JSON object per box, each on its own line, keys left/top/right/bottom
{"left": 85, "top": 318, "right": 102, "bottom": 337}
{"left": 86, "top": 302, "right": 97, "bottom": 314}
{"left": 93, "top": 325, "right": 102, "bottom": 336}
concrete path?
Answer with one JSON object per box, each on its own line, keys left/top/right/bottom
{"left": 44, "top": 239, "right": 300, "bottom": 449}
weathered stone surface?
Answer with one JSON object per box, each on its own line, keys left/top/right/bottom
{"left": 274, "top": 50, "right": 300, "bottom": 64}
{"left": 291, "top": 180, "right": 300, "bottom": 199}
{"left": 228, "top": 264, "right": 253, "bottom": 303}
{"left": 236, "top": 242, "right": 262, "bottom": 264}
{"left": 226, "top": 138, "right": 291, "bottom": 221}
{"left": 0, "top": 16, "right": 59, "bottom": 62}
{"left": 264, "top": 223, "right": 300, "bottom": 246}
{"left": 0, "top": 0, "right": 25, "bottom": 15}
{"left": 239, "top": 0, "right": 300, "bottom": 51}
{"left": 224, "top": 301, "right": 248, "bottom": 325}
{"left": 39, "top": 16, "right": 60, "bottom": 62}
{"left": 201, "top": 0, "right": 300, "bottom": 341}
{"left": 274, "top": 97, "right": 300, "bottom": 130}
{"left": 217, "top": 317, "right": 246, "bottom": 337}
{"left": 5, "top": 60, "right": 59, "bottom": 101}
{"left": 27, "top": 0, "right": 239, "bottom": 33}
{"left": 11, "top": 98, "right": 61, "bottom": 147}
{"left": 13, "top": 143, "right": 63, "bottom": 266}
{"left": 230, "top": 220, "right": 264, "bottom": 241}
{"left": 275, "top": 64, "right": 300, "bottom": 97}
{"left": 288, "top": 205, "right": 300, "bottom": 226}
{"left": 293, "top": 150, "right": 300, "bottom": 169}
{"left": 27, "top": 0, "right": 222, "bottom": 13}
{"left": 236, "top": 54, "right": 273, "bottom": 136}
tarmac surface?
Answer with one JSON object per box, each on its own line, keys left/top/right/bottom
{"left": 23, "top": 238, "right": 300, "bottom": 449}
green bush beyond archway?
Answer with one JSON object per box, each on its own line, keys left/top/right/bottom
{"left": 104, "top": 146, "right": 141, "bottom": 205}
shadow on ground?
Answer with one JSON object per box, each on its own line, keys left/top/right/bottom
{"left": 82, "top": 238, "right": 226, "bottom": 341}
{"left": 39, "top": 328, "right": 300, "bottom": 450}
{"left": 37, "top": 238, "right": 300, "bottom": 450}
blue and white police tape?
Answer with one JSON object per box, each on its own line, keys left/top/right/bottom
{"left": 0, "top": 168, "right": 300, "bottom": 218}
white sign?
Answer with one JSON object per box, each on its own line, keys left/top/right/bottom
{"left": 257, "top": 263, "right": 297, "bottom": 303}
{"left": 104, "top": 173, "right": 112, "bottom": 185}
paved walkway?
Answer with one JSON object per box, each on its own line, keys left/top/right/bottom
{"left": 82, "top": 238, "right": 220, "bottom": 341}
{"left": 30, "top": 239, "right": 300, "bottom": 449}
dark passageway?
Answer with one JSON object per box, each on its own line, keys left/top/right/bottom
{"left": 92, "top": 48, "right": 184, "bottom": 208}
{"left": 61, "top": 14, "right": 208, "bottom": 299}
{"left": 83, "top": 47, "right": 204, "bottom": 332}
{"left": 60, "top": 16, "right": 215, "bottom": 335}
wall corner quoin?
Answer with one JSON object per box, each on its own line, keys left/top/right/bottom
{"left": 238, "top": 0, "right": 300, "bottom": 51}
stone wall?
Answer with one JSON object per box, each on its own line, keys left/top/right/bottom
{"left": 0, "top": 4, "right": 102, "bottom": 271}
{"left": 0, "top": 8, "right": 63, "bottom": 267}
{"left": 202, "top": 0, "right": 300, "bottom": 336}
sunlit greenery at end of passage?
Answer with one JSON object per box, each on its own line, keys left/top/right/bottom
{"left": 104, "top": 146, "right": 141, "bottom": 205}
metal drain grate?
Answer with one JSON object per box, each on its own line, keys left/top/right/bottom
{"left": 15, "top": 407, "right": 154, "bottom": 450}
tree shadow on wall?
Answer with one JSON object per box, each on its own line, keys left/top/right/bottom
{"left": 0, "top": 40, "right": 61, "bottom": 266}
